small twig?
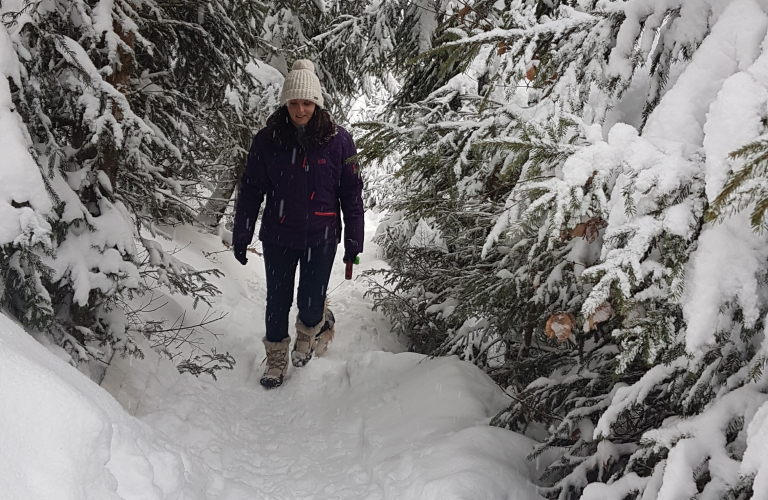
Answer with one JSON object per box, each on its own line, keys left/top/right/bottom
{"left": 146, "top": 313, "right": 226, "bottom": 335}
{"left": 326, "top": 278, "right": 348, "bottom": 297}
{"left": 500, "top": 386, "right": 565, "bottom": 423}
{"left": 201, "top": 248, "right": 232, "bottom": 257}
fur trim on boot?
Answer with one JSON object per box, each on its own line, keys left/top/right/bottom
{"left": 261, "top": 337, "right": 290, "bottom": 389}
{"left": 292, "top": 317, "right": 322, "bottom": 367}
{"left": 314, "top": 308, "right": 335, "bottom": 357}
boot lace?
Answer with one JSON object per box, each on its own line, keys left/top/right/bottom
{"left": 264, "top": 343, "right": 288, "bottom": 374}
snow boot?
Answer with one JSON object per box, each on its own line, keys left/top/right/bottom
{"left": 292, "top": 317, "right": 322, "bottom": 367}
{"left": 260, "top": 337, "right": 290, "bottom": 389}
{"left": 314, "top": 308, "right": 335, "bottom": 357}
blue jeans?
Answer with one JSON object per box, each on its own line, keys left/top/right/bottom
{"left": 262, "top": 242, "right": 337, "bottom": 342}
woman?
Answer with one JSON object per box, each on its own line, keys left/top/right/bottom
{"left": 232, "top": 59, "right": 364, "bottom": 389}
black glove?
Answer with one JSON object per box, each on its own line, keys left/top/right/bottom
{"left": 234, "top": 244, "right": 248, "bottom": 265}
{"left": 343, "top": 252, "right": 358, "bottom": 264}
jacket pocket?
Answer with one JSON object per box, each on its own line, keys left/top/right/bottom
{"left": 312, "top": 156, "right": 340, "bottom": 196}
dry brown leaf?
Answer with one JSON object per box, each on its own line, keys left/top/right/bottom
{"left": 546, "top": 312, "right": 576, "bottom": 343}
{"left": 584, "top": 301, "right": 614, "bottom": 332}
{"left": 621, "top": 304, "right": 644, "bottom": 328}
{"left": 585, "top": 223, "right": 600, "bottom": 243}
{"left": 586, "top": 217, "right": 607, "bottom": 243}
{"left": 570, "top": 217, "right": 606, "bottom": 242}
{"left": 570, "top": 427, "right": 581, "bottom": 441}
{"left": 571, "top": 223, "right": 587, "bottom": 238}
{"left": 497, "top": 42, "right": 506, "bottom": 55}
{"left": 584, "top": 172, "right": 596, "bottom": 190}
{"left": 526, "top": 66, "right": 536, "bottom": 81}
{"left": 458, "top": 5, "right": 471, "bottom": 23}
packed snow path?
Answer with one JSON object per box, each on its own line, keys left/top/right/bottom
{"left": 2, "top": 212, "right": 544, "bottom": 500}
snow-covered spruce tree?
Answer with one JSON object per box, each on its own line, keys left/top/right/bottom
{"left": 489, "top": 118, "right": 707, "bottom": 499}
{"left": 1, "top": 0, "right": 263, "bottom": 376}
{"left": 365, "top": 0, "right": 768, "bottom": 498}
{"left": 253, "top": 0, "right": 473, "bottom": 214}
{"left": 0, "top": 30, "right": 56, "bottom": 339}
{"left": 473, "top": 0, "right": 768, "bottom": 499}
{"left": 196, "top": 61, "right": 283, "bottom": 229}
{"left": 258, "top": 0, "right": 411, "bottom": 117}
{"left": 358, "top": 1, "right": 590, "bottom": 384}
{"left": 259, "top": 0, "right": 491, "bottom": 116}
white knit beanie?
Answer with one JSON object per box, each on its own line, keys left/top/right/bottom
{"left": 280, "top": 59, "right": 324, "bottom": 108}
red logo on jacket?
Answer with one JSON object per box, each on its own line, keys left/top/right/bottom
{"left": 318, "top": 159, "right": 327, "bottom": 164}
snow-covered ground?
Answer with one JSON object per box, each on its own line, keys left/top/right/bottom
{"left": 1, "top": 212, "right": 545, "bottom": 499}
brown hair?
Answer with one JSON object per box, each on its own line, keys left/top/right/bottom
{"left": 264, "top": 105, "right": 337, "bottom": 150}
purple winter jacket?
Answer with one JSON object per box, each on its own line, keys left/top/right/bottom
{"left": 232, "top": 125, "right": 364, "bottom": 255}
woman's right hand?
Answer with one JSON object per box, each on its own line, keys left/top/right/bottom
{"left": 234, "top": 244, "right": 248, "bottom": 265}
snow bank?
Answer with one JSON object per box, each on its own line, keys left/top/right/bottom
{"left": 0, "top": 313, "right": 205, "bottom": 500}
{"left": 375, "top": 425, "right": 540, "bottom": 500}
{"left": 344, "top": 353, "right": 541, "bottom": 500}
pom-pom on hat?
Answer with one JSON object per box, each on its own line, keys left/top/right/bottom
{"left": 280, "top": 59, "right": 324, "bottom": 108}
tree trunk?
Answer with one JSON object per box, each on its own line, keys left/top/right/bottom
{"left": 518, "top": 322, "right": 534, "bottom": 360}
{"left": 197, "top": 127, "right": 251, "bottom": 228}
{"left": 101, "top": 21, "right": 135, "bottom": 190}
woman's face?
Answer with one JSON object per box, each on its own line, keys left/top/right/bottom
{"left": 287, "top": 100, "right": 316, "bottom": 126}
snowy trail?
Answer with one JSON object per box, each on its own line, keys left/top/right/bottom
{"left": 104, "top": 212, "right": 543, "bottom": 499}
{"left": 2, "top": 211, "right": 544, "bottom": 500}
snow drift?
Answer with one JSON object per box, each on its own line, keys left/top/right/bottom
{"left": 0, "top": 312, "right": 206, "bottom": 500}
